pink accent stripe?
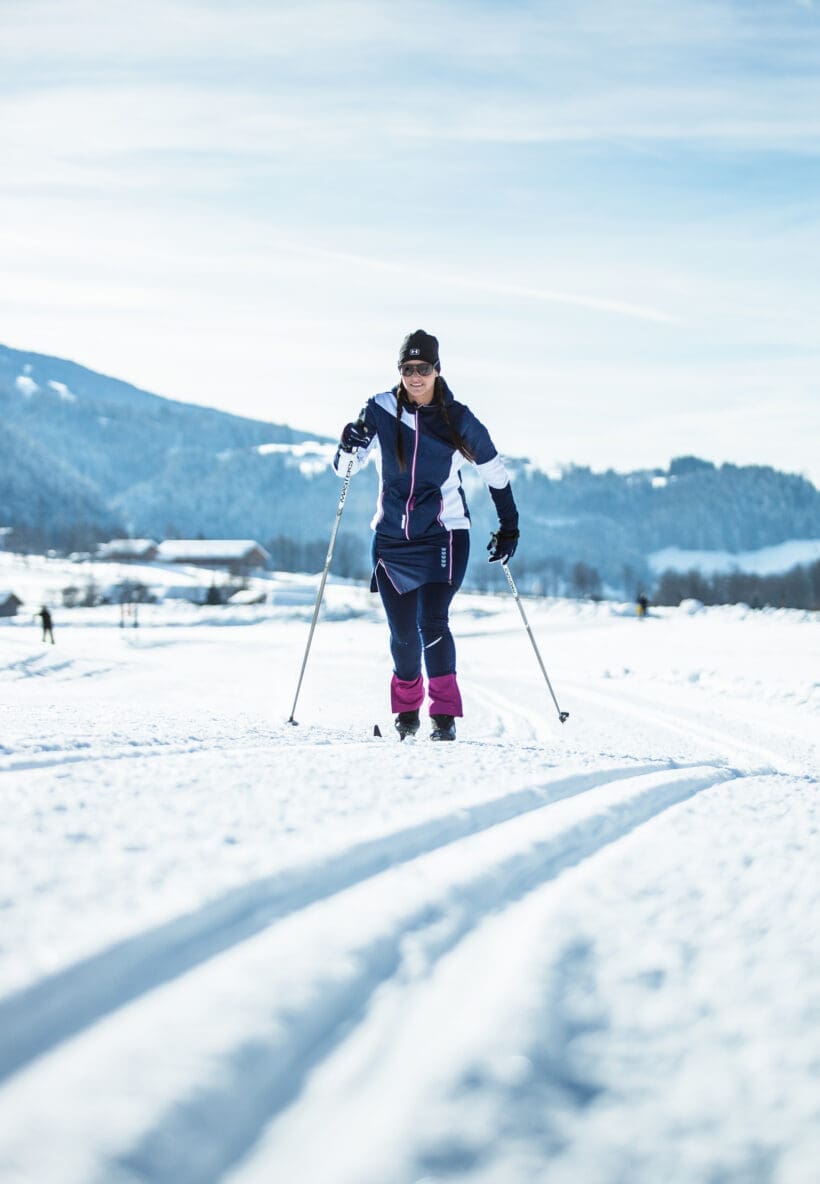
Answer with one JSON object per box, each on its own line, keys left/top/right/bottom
{"left": 375, "top": 558, "right": 402, "bottom": 594}
{"left": 448, "top": 531, "right": 453, "bottom": 581}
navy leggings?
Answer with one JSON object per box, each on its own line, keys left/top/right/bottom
{"left": 373, "top": 531, "right": 470, "bottom": 681}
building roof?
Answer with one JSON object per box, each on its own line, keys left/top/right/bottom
{"left": 227, "top": 588, "right": 268, "bottom": 605}
{"left": 97, "top": 539, "right": 158, "bottom": 558}
{"left": 155, "top": 540, "right": 270, "bottom": 563}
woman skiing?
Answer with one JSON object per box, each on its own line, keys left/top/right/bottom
{"left": 334, "top": 329, "right": 519, "bottom": 741}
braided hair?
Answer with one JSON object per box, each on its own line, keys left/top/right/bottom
{"left": 393, "top": 377, "right": 475, "bottom": 471}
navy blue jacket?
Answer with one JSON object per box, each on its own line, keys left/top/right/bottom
{"left": 333, "top": 383, "right": 518, "bottom": 541}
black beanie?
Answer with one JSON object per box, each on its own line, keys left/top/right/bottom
{"left": 398, "top": 329, "right": 440, "bottom": 370}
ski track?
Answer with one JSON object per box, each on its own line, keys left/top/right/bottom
{"left": 467, "top": 680, "right": 545, "bottom": 741}
{"left": 561, "top": 677, "right": 808, "bottom": 777}
{"left": 466, "top": 668, "right": 786, "bottom": 777}
{"left": 0, "top": 758, "right": 674, "bottom": 1083}
{"left": 0, "top": 651, "right": 119, "bottom": 683}
{"left": 1, "top": 740, "right": 251, "bottom": 775}
{"left": 0, "top": 735, "right": 320, "bottom": 775}
{"left": 0, "top": 761, "right": 735, "bottom": 1184}
{"left": 2, "top": 598, "right": 816, "bottom": 1183}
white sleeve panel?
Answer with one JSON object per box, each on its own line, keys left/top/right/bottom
{"left": 475, "top": 453, "right": 511, "bottom": 490}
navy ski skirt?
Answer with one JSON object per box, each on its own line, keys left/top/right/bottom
{"left": 371, "top": 530, "right": 468, "bottom": 595}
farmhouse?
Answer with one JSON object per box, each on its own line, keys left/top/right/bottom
{"left": 0, "top": 591, "right": 23, "bottom": 618}
{"left": 154, "top": 540, "right": 270, "bottom": 574}
{"left": 97, "top": 539, "right": 159, "bottom": 562}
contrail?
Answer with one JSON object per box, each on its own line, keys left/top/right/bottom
{"left": 278, "top": 240, "right": 682, "bottom": 326}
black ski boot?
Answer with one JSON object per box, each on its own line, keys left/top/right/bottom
{"left": 395, "top": 709, "right": 420, "bottom": 740}
{"left": 430, "top": 714, "right": 456, "bottom": 741}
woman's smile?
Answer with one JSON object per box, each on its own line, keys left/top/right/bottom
{"left": 404, "top": 371, "right": 436, "bottom": 405}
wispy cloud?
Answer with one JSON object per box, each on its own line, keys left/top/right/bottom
{"left": 281, "top": 243, "right": 683, "bottom": 324}
{"left": 4, "top": 1, "right": 820, "bottom": 168}
{"left": 1, "top": 0, "right": 819, "bottom": 481}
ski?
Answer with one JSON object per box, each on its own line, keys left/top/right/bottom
{"left": 372, "top": 723, "right": 420, "bottom": 741}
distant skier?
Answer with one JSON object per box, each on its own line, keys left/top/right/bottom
{"left": 38, "top": 605, "right": 55, "bottom": 644}
{"left": 333, "top": 329, "right": 520, "bottom": 742}
{"left": 636, "top": 594, "right": 649, "bottom": 619}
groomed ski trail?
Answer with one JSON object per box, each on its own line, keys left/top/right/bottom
{"left": 0, "top": 762, "right": 734, "bottom": 1184}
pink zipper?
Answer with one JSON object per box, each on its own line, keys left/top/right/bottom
{"left": 404, "top": 408, "right": 420, "bottom": 539}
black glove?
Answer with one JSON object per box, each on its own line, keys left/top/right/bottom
{"left": 339, "top": 419, "right": 371, "bottom": 453}
{"left": 487, "top": 528, "right": 519, "bottom": 564}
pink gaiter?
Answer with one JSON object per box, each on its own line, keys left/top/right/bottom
{"left": 391, "top": 674, "right": 424, "bottom": 713}
{"left": 428, "top": 673, "right": 463, "bottom": 717}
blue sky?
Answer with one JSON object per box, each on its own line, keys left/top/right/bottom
{"left": 2, "top": 0, "right": 819, "bottom": 482}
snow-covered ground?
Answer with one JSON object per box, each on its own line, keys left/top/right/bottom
{"left": 0, "top": 549, "right": 282, "bottom": 607}
{"left": 1, "top": 573, "right": 818, "bottom": 1184}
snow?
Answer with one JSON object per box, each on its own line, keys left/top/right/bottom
{"left": 649, "top": 539, "right": 820, "bottom": 576}
{"left": 46, "top": 379, "right": 77, "bottom": 402}
{"left": 0, "top": 565, "right": 818, "bottom": 1184}
{"left": 0, "top": 551, "right": 252, "bottom": 606}
{"left": 96, "top": 539, "right": 158, "bottom": 560}
{"left": 257, "top": 442, "right": 334, "bottom": 458}
{"left": 257, "top": 440, "right": 336, "bottom": 477}
{"left": 13, "top": 375, "right": 38, "bottom": 396}
{"left": 155, "top": 540, "right": 268, "bottom": 563}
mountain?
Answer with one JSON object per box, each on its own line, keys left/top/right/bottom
{"left": 0, "top": 344, "right": 323, "bottom": 549}
{"left": 2, "top": 344, "right": 819, "bottom": 596}
{"left": 0, "top": 417, "right": 121, "bottom": 550}
{"left": 482, "top": 455, "right": 820, "bottom": 596}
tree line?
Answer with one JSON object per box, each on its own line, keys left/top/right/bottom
{"left": 653, "top": 561, "right": 820, "bottom": 610}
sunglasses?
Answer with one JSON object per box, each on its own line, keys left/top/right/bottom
{"left": 399, "top": 362, "right": 435, "bottom": 377}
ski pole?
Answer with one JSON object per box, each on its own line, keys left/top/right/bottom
{"left": 501, "top": 561, "right": 569, "bottom": 724}
{"left": 287, "top": 457, "right": 355, "bottom": 725}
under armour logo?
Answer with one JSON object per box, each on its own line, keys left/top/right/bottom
{"left": 409, "top": 348, "right": 421, "bottom": 356}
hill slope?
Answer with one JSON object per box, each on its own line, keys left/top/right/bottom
{"left": 2, "top": 344, "right": 819, "bottom": 594}
{"left": 0, "top": 344, "right": 320, "bottom": 547}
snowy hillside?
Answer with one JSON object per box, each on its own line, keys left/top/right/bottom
{"left": 1, "top": 571, "right": 818, "bottom": 1183}
{"left": 3, "top": 343, "right": 819, "bottom": 596}
{"left": 649, "top": 539, "right": 820, "bottom": 576}
{"left": 0, "top": 342, "right": 322, "bottom": 550}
